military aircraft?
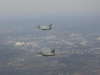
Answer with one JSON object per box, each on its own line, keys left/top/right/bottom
{"left": 36, "top": 50, "right": 55, "bottom": 56}
{"left": 35, "top": 23, "right": 52, "bottom": 30}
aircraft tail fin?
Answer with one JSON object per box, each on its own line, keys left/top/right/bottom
{"left": 51, "top": 50, "right": 55, "bottom": 53}
{"left": 48, "top": 23, "right": 52, "bottom": 27}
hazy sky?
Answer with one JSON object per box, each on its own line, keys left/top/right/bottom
{"left": 0, "top": 0, "right": 100, "bottom": 18}
{"left": 0, "top": 0, "right": 100, "bottom": 25}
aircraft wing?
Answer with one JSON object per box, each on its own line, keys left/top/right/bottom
{"left": 42, "top": 53, "right": 54, "bottom": 56}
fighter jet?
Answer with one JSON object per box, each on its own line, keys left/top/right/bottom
{"left": 35, "top": 23, "right": 52, "bottom": 30}
{"left": 37, "top": 50, "right": 55, "bottom": 56}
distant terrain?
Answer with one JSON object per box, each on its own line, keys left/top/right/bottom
{"left": 0, "top": 24, "right": 100, "bottom": 75}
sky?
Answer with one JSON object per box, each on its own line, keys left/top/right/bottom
{"left": 0, "top": 0, "right": 100, "bottom": 25}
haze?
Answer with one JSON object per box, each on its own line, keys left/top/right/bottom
{"left": 0, "top": 0, "right": 100, "bottom": 26}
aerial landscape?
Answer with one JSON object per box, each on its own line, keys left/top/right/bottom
{"left": 0, "top": 0, "right": 100, "bottom": 75}
{"left": 0, "top": 22, "right": 100, "bottom": 75}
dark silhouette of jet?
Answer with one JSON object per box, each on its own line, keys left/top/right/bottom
{"left": 35, "top": 23, "right": 52, "bottom": 30}
{"left": 37, "top": 50, "right": 55, "bottom": 56}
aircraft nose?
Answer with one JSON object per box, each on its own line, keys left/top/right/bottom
{"left": 37, "top": 52, "right": 42, "bottom": 54}
{"left": 36, "top": 52, "right": 39, "bottom": 54}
